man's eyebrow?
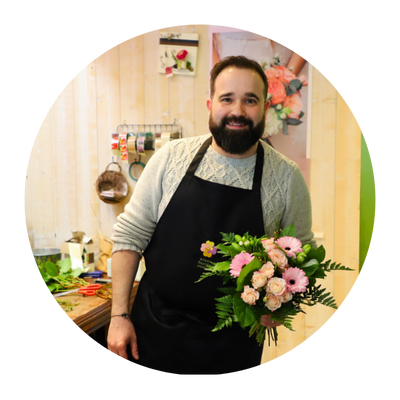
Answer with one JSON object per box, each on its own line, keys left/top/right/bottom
{"left": 245, "top": 92, "right": 260, "bottom": 100}
{"left": 218, "top": 92, "right": 260, "bottom": 100}
{"left": 218, "top": 92, "right": 234, "bottom": 99}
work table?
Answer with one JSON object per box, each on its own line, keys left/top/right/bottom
{"left": 55, "top": 279, "right": 139, "bottom": 346}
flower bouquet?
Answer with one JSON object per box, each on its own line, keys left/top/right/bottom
{"left": 196, "top": 224, "right": 353, "bottom": 346}
{"left": 261, "top": 54, "right": 308, "bottom": 137}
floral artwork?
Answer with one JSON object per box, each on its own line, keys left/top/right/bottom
{"left": 196, "top": 224, "right": 353, "bottom": 346}
{"left": 262, "top": 55, "right": 308, "bottom": 137}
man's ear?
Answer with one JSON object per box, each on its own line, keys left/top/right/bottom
{"left": 264, "top": 100, "right": 270, "bottom": 112}
{"left": 206, "top": 98, "right": 212, "bottom": 111}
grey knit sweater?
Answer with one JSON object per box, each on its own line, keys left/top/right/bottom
{"left": 111, "top": 134, "right": 315, "bottom": 254}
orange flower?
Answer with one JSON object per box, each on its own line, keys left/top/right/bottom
{"left": 273, "top": 65, "right": 297, "bottom": 85}
{"left": 267, "top": 78, "right": 287, "bottom": 106}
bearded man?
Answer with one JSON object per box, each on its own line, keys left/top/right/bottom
{"left": 107, "top": 55, "right": 315, "bottom": 374}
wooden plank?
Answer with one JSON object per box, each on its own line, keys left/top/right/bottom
{"left": 334, "top": 93, "right": 360, "bottom": 305}
{"left": 168, "top": 25, "right": 196, "bottom": 138}
{"left": 144, "top": 29, "right": 169, "bottom": 125}
{"left": 194, "top": 24, "right": 211, "bottom": 137}
{"left": 52, "top": 80, "right": 78, "bottom": 247}
{"left": 22, "top": 103, "right": 56, "bottom": 248}
{"left": 73, "top": 61, "right": 100, "bottom": 251}
{"left": 95, "top": 45, "right": 125, "bottom": 238}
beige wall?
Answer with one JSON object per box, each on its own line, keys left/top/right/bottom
{"left": 25, "top": 25, "right": 360, "bottom": 364}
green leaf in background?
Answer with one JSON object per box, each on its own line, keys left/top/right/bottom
{"left": 233, "top": 293, "right": 256, "bottom": 328}
{"left": 307, "top": 245, "right": 326, "bottom": 263}
{"left": 212, "top": 261, "right": 231, "bottom": 272}
{"left": 71, "top": 268, "right": 82, "bottom": 278}
{"left": 301, "top": 259, "right": 320, "bottom": 277}
{"left": 57, "top": 258, "right": 72, "bottom": 274}
{"left": 44, "top": 261, "right": 58, "bottom": 277}
{"left": 217, "top": 243, "right": 241, "bottom": 258}
{"left": 282, "top": 224, "right": 297, "bottom": 238}
{"left": 236, "top": 257, "right": 262, "bottom": 292}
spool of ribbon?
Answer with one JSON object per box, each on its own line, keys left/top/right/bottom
{"left": 155, "top": 132, "right": 171, "bottom": 152}
{"left": 119, "top": 133, "right": 128, "bottom": 163}
{"left": 127, "top": 132, "right": 137, "bottom": 154}
{"left": 137, "top": 135, "right": 146, "bottom": 156}
{"left": 111, "top": 133, "right": 120, "bottom": 155}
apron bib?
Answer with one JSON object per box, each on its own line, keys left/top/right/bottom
{"left": 130, "top": 137, "right": 266, "bottom": 374}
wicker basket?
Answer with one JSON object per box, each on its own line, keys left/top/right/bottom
{"left": 95, "top": 162, "right": 129, "bottom": 204}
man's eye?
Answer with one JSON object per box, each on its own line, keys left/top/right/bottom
{"left": 221, "top": 98, "right": 231, "bottom": 103}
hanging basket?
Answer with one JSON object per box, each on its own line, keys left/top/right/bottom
{"left": 95, "top": 162, "right": 129, "bottom": 204}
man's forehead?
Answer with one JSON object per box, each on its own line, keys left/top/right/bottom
{"left": 214, "top": 67, "right": 265, "bottom": 93}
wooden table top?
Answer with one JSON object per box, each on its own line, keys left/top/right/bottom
{"left": 55, "top": 281, "right": 139, "bottom": 335}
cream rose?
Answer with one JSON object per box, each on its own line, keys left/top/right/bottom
{"left": 267, "top": 277, "right": 287, "bottom": 296}
{"left": 241, "top": 285, "right": 260, "bottom": 305}
{"left": 281, "top": 291, "right": 293, "bottom": 303}
{"left": 261, "top": 238, "right": 278, "bottom": 252}
{"left": 264, "top": 293, "right": 283, "bottom": 311}
{"left": 260, "top": 261, "right": 275, "bottom": 279}
{"left": 268, "top": 248, "right": 288, "bottom": 270}
{"left": 251, "top": 271, "right": 268, "bottom": 289}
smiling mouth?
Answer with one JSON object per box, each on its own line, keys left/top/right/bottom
{"left": 226, "top": 122, "right": 248, "bottom": 129}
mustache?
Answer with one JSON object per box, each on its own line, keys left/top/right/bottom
{"left": 222, "top": 115, "right": 253, "bottom": 127}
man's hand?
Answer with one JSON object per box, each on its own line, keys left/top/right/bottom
{"left": 107, "top": 317, "right": 139, "bottom": 360}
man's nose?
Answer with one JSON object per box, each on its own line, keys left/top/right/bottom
{"left": 229, "top": 101, "right": 246, "bottom": 117}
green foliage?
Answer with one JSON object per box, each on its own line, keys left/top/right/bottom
{"left": 211, "top": 295, "right": 238, "bottom": 332}
{"left": 320, "top": 260, "right": 354, "bottom": 272}
{"left": 37, "top": 258, "right": 85, "bottom": 293}
{"left": 236, "top": 257, "right": 262, "bottom": 292}
{"left": 298, "top": 284, "right": 338, "bottom": 309}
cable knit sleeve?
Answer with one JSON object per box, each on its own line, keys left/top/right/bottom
{"left": 111, "top": 141, "right": 172, "bottom": 255}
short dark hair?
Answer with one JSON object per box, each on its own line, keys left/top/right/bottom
{"left": 209, "top": 55, "right": 268, "bottom": 100}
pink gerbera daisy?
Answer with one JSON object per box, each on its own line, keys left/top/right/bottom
{"left": 230, "top": 252, "right": 254, "bottom": 278}
{"left": 276, "top": 236, "right": 303, "bottom": 258}
{"left": 282, "top": 267, "right": 309, "bottom": 293}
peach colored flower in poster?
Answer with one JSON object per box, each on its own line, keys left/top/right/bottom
{"left": 267, "top": 277, "right": 287, "bottom": 296}
{"left": 251, "top": 271, "right": 268, "bottom": 289}
{"left": 273, "top": 65, "right": 297, "bottom": 85}
{"left": 260, "top": 261, "right": 275, "bottom": 279}
{"left": 261, "top": 238, "right": 278, "bottom": 252}
{"left": 267, "top": 78, "right": 287, "bottom": 105}
{"left": 265, "top": 67, "right": 280, "bottom": 81}
{"left": 283, "top": 93, "right": 303, "bottom": 119}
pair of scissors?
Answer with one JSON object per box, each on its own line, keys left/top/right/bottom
{"left": 54, "top": 284, "right": 103, "bottom": 298}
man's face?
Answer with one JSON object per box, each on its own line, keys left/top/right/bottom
{"left": 207, "top": 67, "right": 269, "bottom": 155}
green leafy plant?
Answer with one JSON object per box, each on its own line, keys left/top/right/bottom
{"left": 37, "top": 258, "right": 87, "bottom": 293}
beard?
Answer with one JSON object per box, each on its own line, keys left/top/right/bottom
{"left": 209, "top": 113, "right": 265, "bottom": 155}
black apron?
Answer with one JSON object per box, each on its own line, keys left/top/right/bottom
{"left": 129, "top": 137, "right": 265, "bottom": 374}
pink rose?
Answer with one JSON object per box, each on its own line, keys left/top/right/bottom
{"left": 267, "top": 78, "right": 287, "bottom": 105}
{"left": 283, "top": 93, "right": 303, "bottom": 119}
{"left": 241, "top": 285, "right": 260, "bottom": 305}
{"left": 268, "top": 248, "right": 288, "bottom": 270}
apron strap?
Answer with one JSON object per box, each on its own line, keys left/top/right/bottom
{"left": 252, "top": 141, "right": 264, "bottom": 192}
{"left": 187, "top": 137, "right": 212, "bottom": 175}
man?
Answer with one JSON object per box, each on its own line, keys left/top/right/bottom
{"left": 107, "top": 56, "right": 314, "bottom": 374}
